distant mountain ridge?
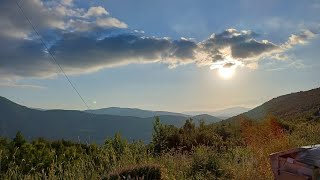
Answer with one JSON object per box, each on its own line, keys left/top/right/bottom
{"left": 211, "top": 107, "right": 251, "bottom": 118}
{"left": 191, "top": 114, "right": 222, "bottom": 123}
{"left": 85, "top": 107, "right": 221, "bottom": 123}
{"left": 227, "top": 87, "right": 320, "bottom": 122}
{"left": 184, "top": 106, "right": 250, "bottom": 119}
{"left": 85, "top": 107, "right": 190, "bottom": 118}
{"left": 0, "top": 96, "right": 221, "bottom": 143}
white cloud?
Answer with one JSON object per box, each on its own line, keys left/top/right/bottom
{"left": 61, "top": 0, "right": 73, "bottom": 6}
{"left": 96, "top": 17, "right": 128, "bottom": 28}
{"left": 84, "top": 6, "right": 109, "bottom": 17}
{"left": 285, "top": 30, "right": 316, "bottom": 47}
{"left": 0, "top": 0, "right": 127, "bottom": 39}
{"left": 66, "top": 17, "right": 128, "bottom": 32}
{"left": 53, "top": 4, "right": 83, "bottom": 17}
{"left": 66, "top": 19, "right": 92, "bottom": 32}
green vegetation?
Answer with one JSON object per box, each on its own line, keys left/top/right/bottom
{"left": 1, "top": 115, "right": 320, "bottom": 180}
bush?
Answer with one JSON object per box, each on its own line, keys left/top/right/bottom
{"left": 151, "top": 118, "right": 237, "bottom": 153}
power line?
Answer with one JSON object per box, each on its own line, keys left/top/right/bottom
{"left": 14, "top": 0, "right": 92, "bottom": 111}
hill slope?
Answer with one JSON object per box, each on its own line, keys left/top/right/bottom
{"left": 227, "top": 87, "right": 320, "bottom": 122}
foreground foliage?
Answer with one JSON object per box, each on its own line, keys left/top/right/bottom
{"left": 1, "top": 116, "right": 320, "bottom": 179}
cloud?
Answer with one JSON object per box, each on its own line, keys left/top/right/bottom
{"left": 231, "top": 39, "right": 277, "bottom": 58}
{"left": 49, "top": 34, "right": 197, "bottom": 74}
{"left": 96, "top": 17, "right": 128, "bottom": 28}
{"left": 0, "top": 35, "right": 57, "bottom": 79}
{"left": 0, "top": 0, "right": 65, "bottom": 38}
{"left": 0, "top": 28, "right": 317, "bottom": 80}
{"left": 285, "top": 30, "right": 316, "bottom": 47}
{"left": 66, "top": 19, "right": 92, "bottom": 32}
{"left": 84, "top": 6, "right": 109, "bottom": 17}
{"left": 0, "top": 81, "right": 45, "bottom": 89}
{"left": 66, "top": 17, "right": 128, "bottom": 32}
{"left": 61, "top": 0, "right": 73, "bottom": 6}
{"left": 201, "top": 28, "right": 319, "bottom": 70}
{"left": 265, "top": 58, "right": 307, "bottom": 72}
{"left": 197, "top": 29, "right": 282, "bottom": 69}
{"left": 223, "top": 63, "right": 235, "bottom": 68}
{"left": 0, "top": 0, "right": 318, "bottom": 80}
{"left": 0, "top": 0, "right": 126, "bottom": 38}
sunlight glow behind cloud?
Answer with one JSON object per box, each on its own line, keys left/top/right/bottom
{"left": 218, "top": 67, "right": 235, "bottom": 79}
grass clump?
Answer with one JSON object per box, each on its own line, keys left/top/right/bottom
{"left": 104, "top": 164, "right": 167, "bottom": 180}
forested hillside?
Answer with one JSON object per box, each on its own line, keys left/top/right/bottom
{"left": 227, "top": 87, "right": 320, "bottom": 122}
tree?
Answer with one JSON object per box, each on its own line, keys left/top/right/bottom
{"left": 13, "top": 131, "right": 26, "bottom": 147}
{"left": 151, "top": 117, "right": 164, "bottom": 154}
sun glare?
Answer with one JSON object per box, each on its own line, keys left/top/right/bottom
{"left": 218, "top": 67, "right": 235, "bottom": 79}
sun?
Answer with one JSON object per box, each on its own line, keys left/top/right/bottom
{"left": 218, "top": 67, "right": 235, "bottom": 79}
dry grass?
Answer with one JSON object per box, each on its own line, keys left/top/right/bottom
{"left": 103, "top": 163, "right": 167, "bottom": 180}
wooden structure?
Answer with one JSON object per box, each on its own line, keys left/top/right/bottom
{"left": 270, "top": 145, "right": 320, "bottom": 180}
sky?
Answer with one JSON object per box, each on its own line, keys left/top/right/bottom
{"left": 0, "top": 0, "right": 320, "bottom": 112}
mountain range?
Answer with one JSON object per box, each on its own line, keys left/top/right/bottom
{"left": 1, "top": 87, "right": 319, "bottom": 144}
{"left": 84, "top": 107, "right": 189, "bottom": 118}
{"left": 0, "top": 97, "right": 221, "bottom": 143}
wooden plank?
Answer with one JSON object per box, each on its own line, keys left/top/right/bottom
{"left": 276, "top": 171, "right": 310, "bottom": 180}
